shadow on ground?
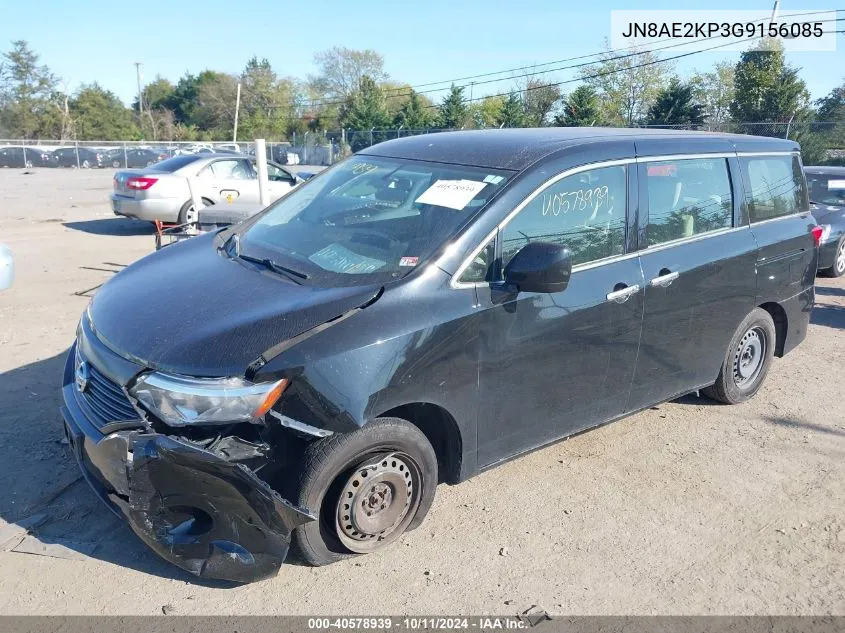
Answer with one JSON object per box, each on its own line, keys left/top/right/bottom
{"left": 761, "top": 414, "right": 845, "bottom": 438}
{"left": 0, "top": 352, "right": 235, "bottom": 587}
{"left": 814, "top": 285, "right": 845, "bottom": 298}
{"left": 811, "top": 303, "right": 845, "bottom": 329}
{"left": 63, "top": 218, "right": 155, "bottom": 236}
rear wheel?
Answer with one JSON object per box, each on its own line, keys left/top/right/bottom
{"left": 112, "top": 160, "right": 120, "bottom": 168}
{"left": 177, "top": 198, "right": 214, "bottom": 224}
{"left": 822, "top": 238, "right": 845, "bottom": 278}
{"left": 290, "top": 417, "right": 437, "bottom": 566}
{"left": 81, "top": 159, "right": 91, "bottom": 169}
{"left": 702, "top": 308, "right": 776, "bottom": 404}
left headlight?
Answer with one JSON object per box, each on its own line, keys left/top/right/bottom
{"left": 130, "top": 372, "right": 288, "bottom": 427}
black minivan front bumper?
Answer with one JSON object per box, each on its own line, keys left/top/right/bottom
{"left": 60, "top": 344, "right": 314, "bottom": 582}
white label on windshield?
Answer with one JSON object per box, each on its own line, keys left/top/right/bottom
{"left": 828, "top": 179, "right": 845, "bottom": 190}
{"left": 415, "top": 179, "right": 488, "bottom": 210}
{"left": 484, "top": 174, "right": 504, "bottom": 184}
{"left": 308, "top": 244, "right": 385, "bottom": 274}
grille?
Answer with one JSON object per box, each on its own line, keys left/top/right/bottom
{"left": 74, "top": 350, "right": 140, "bottom": 429}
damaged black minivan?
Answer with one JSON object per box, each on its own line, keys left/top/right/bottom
{"left": 62, "top": 128, "right": 818, "bottom": 582}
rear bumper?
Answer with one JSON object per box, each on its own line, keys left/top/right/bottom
{"left": 60, "top": 343, "right": 314, "bottom": 582}
{"left": 818, "top": 238, "right": 841, "bottom": 270}
{"left": 110, "top": 194, "right": 179, "bottom": 223}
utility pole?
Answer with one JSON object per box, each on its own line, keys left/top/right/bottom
{"left": 134, "top": 62, "right": 143, "bottom": 115}
{"left": 233, "top": 83, "right": 241, "bottom": 143}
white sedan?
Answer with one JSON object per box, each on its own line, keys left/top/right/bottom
{"left": 109, "top": 154, "right": 302, "bottom": 223}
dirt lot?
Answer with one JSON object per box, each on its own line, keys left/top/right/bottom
{"left": 0, "top": 168, "right": 843, "bottom": 616}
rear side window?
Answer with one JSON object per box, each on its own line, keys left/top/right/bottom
{"left": 150, "top": 155, "right": 202, "bottom": 172}
{"left": 742, "top": 155, "right": 807, "bottom": 222}
{"left": 644, "top": 157, "right": 733, "bottom": 247}
{"left": 501, "top": 165, "right": 627, "bottom": 268}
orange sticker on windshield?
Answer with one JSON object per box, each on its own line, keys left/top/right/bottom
{"left": 399, "top": 256, "right": 419, "bottom": 267}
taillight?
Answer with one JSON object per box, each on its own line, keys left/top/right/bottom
{"left": 126, "top": 177, "right": 158, "bottom": 190}
{"left": 811, "top": 225, "right": 823, "bottom": 247}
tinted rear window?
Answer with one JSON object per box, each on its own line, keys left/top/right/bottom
{"left": 741, "top": 155, "right": 807, "bottom": 222}
{"left": 806, "top": 172, "right": 845, "bottom": 206}
{"left": 148, "top": 155, "right": 201, "bottom": 172}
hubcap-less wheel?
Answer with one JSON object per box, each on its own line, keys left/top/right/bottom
{"left": 733, "top": 326, "right": 766, "bottom": 387}
{"left": 836, "top": 241, "right": 845, "bottom": 275}
{"left": 335, "top": 452, "right": 420, "bottom": 553}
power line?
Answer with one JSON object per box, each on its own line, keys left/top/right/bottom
{"left": 379, "top": 8, "right": 842, "bottom": 95}
{"left": 299, "top": 11, "right": 843, "bottom": 110}
{"left": 420, "top": 28, "right": 844, "bottom": 110}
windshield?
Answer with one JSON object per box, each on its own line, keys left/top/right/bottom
{"left": 807, "top": 173, "right": 845, "bottom": 206}
{"left": 238, "top": 155, "right": 512, "bottom": 286}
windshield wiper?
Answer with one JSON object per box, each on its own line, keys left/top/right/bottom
{"left": 237, "top": 253, "right": 309, "bottom": 284}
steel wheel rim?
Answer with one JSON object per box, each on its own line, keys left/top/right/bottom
{"left": 836, "top": 241, "right": 845, "bottom": 274}
{"left": 733, "top": 326, "right": 766, "bottom": 387}
{"left": 334, "top": 452, "right": 421, "bottom": 554}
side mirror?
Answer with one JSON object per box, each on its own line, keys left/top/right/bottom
{"left": 503, "top": 241, "right": 572, "bottom": 294}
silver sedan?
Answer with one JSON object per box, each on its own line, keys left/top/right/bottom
{"left": 110, "top": 154, "right": 302, "bottom": 223}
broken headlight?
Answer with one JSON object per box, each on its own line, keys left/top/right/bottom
{"left": 130, "top": 372, "right": 288, "bottom": 427}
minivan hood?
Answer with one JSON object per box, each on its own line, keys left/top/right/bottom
{"left": 89, "top": 233, "right": 381, "bottom": 377}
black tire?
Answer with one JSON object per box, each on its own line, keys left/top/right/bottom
{"left": 81, "top": 159, "right": 90, "bottom": 169}
{"left": 702, "top": 307, "right": 776, "bottom": 404}
{"left": 291, "top": 417, "right": 438, "bottom": 567}
{"left": 821, "top": 238, "right": 845, "bottom": 278}
{"left": 112, "top": 160, "right": 120, "bottom": 168}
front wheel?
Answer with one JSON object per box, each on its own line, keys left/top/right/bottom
{"left": 702, "top": 308, "right": 776, "bottom": 404}
{"left": 290, "top": 417, "right": 438, "bottom": 566}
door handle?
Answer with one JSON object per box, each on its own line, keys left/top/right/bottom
{"left": 606, "top": 284, "right": 640, "bottom": 303}
{"left": 650, "top": 271, "right": 680, "bottom": 287}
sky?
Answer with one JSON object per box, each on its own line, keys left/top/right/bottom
{"left": 1, "top": 0, "right": 842, "bottom": 108}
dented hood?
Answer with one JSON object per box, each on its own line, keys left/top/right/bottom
{"left": 89, "top": 232, "right": 381, "bottom": 377}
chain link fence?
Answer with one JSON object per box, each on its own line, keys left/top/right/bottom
{"left": 2, "top": 120, "right": 843, "bottom": 169}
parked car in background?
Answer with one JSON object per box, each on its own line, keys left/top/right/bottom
{"left": 806, "top": 166, "right": 845, "bottom": 277}
{"left": 0, "top": 146, "right": 54, "bottom": 168}
{"left": 52, "top": 147, "right": 104, "bottom": 168}
{"left": 104, "top": 148, "right": 167, "bottom": 169}
{"left": 65, "top": 129, "right": 818, "bottom": 583}
{"left": 110, "top": 153, "right": 302, "bottom": 223}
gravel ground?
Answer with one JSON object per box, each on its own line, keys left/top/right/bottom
{"left": 0, "top": 168, "right": 843, "bottom": 616}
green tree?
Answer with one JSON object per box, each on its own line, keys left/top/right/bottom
{"left": 394, "top": 89, "right": 433, "bottom": 130}
{"left": 729, "top": 41, "right": 809, "bottom": 124}
{"left": 477, "top": 95, "right": 506, "bottom": 128}
{"left": 69, "top": 83, "right": 138, "bottom": 140}
{"left": 437, "top": 84, "right": 469, "bottom": 129}
{"left": 339, "top": 75, "right": 391, "bottom": 150}
{"left": 580, "top": 41, "right": 673, "bottom": 125}
{"left": 816, "top": 81, "right": 845, "bottom": 120}
{"left": 133, "top": 75, "right": 175, "bottom": 112}
{"left": 498, "top": 92, "right": 525, "bottom": 128}
{"left": 522, "top": 78, "right": 561, "bottom": 126}
{"left": 0, "top": 40, "right": 57, "bottom": 137}
{"left": 647, "top": 79, "right": 706, "bottom": 127}
{"left": 690, "top": 62, "right": 735, "bottom": 127}
{"left": 555, "top": 85, "right": 601, "bottom": 126}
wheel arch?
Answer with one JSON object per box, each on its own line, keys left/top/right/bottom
{"left": 758, "top": 301, "right": 788, "bottom": 357}
{"left": 375, "top": 402, "right": 463, "bottom": 485}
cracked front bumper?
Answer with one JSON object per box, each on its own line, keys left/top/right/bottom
{"left": 60, "top": 346, "right": 314, "bottom": 582}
